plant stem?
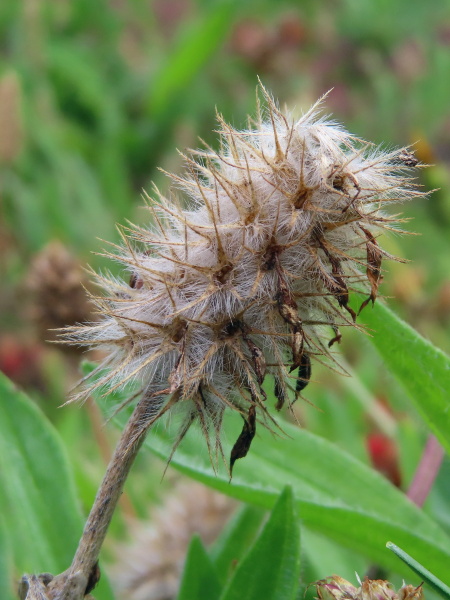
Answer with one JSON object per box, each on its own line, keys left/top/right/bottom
{"left": 85, "top": 397, "right": 137, "bottom": 519}
{"left": 43, "top": 397, "right": 154, "bottom": 600}
{"left": 407, "top": 434, "right": 444, "bottom": 507}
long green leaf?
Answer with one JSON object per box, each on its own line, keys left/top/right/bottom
{"left": 0, "top": 374, "right": 116, "bottom": 600}
{"left": 220, "top": 487, "right": 300, "bottom": 600}
{"left": 0, "top": 517, "right": 14, "bottom": 600}
{"left": 177, "top": 535, "right": 222, "bottom": 600}
{"left": 0, "top": 373, "right": 83, "bottom": 575}
{"left": 387, "top": 542, "right": 450, "bottom": 599}
{"left": 210, "top": 504, "right": 266, "bottom": 585}
{"left": 359, "top": 301, "right": 450, "bottom": 454}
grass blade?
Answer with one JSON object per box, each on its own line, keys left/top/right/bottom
{"left": 387, "top": 541, "right": 450, "bottom": 598}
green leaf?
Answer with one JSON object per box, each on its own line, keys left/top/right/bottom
{"left": 220, "top": 487, "right": 300, "bottom": 600}
{"left": 210, "top": 504, "right": 266, "bottom": 585}
{"left": 0, "top": 373, "right": 116, "bottom": 600}
{"left": 359, "top": 301, "right": 450, "bottom": 454}
{"left": 387, "top": 542, "right": 450, "bottom": 599}
{"left": 177, "top": 535, "right": 222, "bottom": 600}
{"left": 0, "top": 517, "right": 14, "bottom": 600}
{"left": 147, "top": 0, "right": 238, "bottom": 116}
{"left": 0, "top": 372, "right": 83, "bottom": 575}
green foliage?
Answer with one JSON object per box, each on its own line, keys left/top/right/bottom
{"left": 148, "top": 0, "right": 239, "bottom": 118}
{"left": 0, "top": 373, "right": 83, "bottom": 576}
{"left": 219, "top": 487, "right": 300, "bottom": 600}
{"left": 210, "top": 504, "right": 266, "bottom": 585}
{"left": 387, "top": 542, "right": 450, "bottom": 599}
{"left": 0, "top": 373, "right": 114, "bottom": 600}
{"left": 177, "top": 536, "right": 222, "bottom": 600}
{"left": 0, "top": 518, "right": 13, "bottom": 600}
{"left": 359, "top": 301, "right": 450, "bottom": 453}
{"left": 177, "top": 487, "right": 301, "bottom": 600}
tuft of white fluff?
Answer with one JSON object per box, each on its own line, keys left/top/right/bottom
{"left": 64, "top": 86, "right": 424, "bottom": 473}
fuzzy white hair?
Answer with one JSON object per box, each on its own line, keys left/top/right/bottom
{"left": 63, "top": 86, "right": 424, "bottom": 473}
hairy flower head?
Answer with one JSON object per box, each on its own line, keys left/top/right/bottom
{"left": 64, "top": 86, "right": 424, "bottom": 473}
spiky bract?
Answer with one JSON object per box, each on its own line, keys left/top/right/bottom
{"left": 64, "top": 87, "right": 423, "bottom": 472}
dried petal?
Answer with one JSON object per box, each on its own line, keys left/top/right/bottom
{"left": 230, "top": 405, "right": 256, "bottom": 475}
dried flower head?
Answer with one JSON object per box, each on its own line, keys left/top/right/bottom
{"left": 27, "top": 240, "right": 94, "bottom": 347}
{"left": 64, "top": 85, "right": 424, "bottom": 472}
{"left": 315, "top": 575, "right": 424, "bottom": 600}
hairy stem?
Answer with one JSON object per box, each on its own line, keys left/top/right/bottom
{"left": 85, "top": 397, "right": 137, "bottom": 519}
{"left": 33, "top": 397, "right": 153, "bottom": 600}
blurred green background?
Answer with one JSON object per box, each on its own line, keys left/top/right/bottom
{"left": 1, "top": 0, "right": 450, "bottom": 597}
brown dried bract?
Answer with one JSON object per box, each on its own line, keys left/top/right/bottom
{"left": 229, "top": 405, "right": 256, "bottom": 476}
{"left": 358, "top": 226, "right": 383, "bottom": 314}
